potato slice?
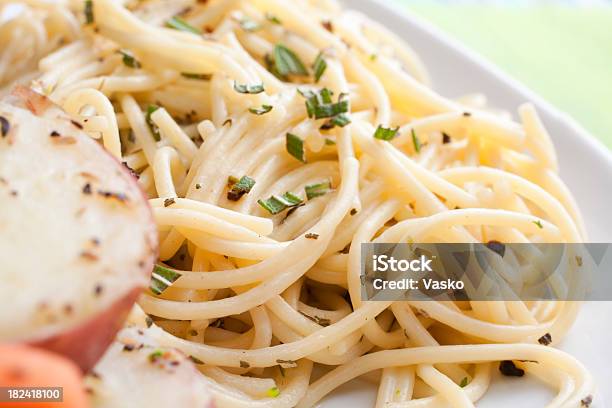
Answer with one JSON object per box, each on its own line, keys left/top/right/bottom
{"left": 86, "top": 326, "right": 215, "bottom": 408}
{"left": 0, "top": 88, "right": 157, "bottom": 371}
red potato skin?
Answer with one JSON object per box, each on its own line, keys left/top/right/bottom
{"left": 29, "top": 288, "right": 144, "bottom": 373}
{"left": 7, "top": 87, "right": 159, "bottom": 373}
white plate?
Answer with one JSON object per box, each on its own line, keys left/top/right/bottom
{"left": 321, "top": 1, "right": 612, "bottom": 406}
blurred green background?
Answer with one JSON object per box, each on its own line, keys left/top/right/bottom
{"left": 395, "top": 1, "right": 612, "bottom": 149}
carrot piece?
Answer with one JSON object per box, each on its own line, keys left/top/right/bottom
{"left": 0, "top": 344, "right": 89, "bottom": 408}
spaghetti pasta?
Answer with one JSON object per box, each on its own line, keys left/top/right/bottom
{"left": 0, "top": 0, "right": 593, "bottom": 406}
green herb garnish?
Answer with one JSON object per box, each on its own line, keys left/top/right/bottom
{"left": 411, "top": 129, "right": 421, "bottom": 153}
{"left": 320, "top": 113, "right": 351, "bottom": 130}
{"left": 148, "top": 349, "right": 164, "bottom": 363}
{"left": 299, "top": 88, "right": 350, "bottom": 128}
{"left": 166, "top": 16, "right": 201, "bottom": 34}
{"left": 248, "top": 105, "right": 273, "bottom": 115}
{"left": 266, "top": 386, "right": 280, "bottom": 398}
{"left": 460, "top": 377, "right": 469, "bottom": 387}
{"left": 258, "top": 192, "right": 303, "bottom": 215}
{"left": 286, "top": 133, "right": 305, "bottom": 162}
{"left": 84, "top": 0, "right": 94, "bottom": 24}
{"left": 265, "top": 13, "right": 282, "bottom": 25}
{"left": 312, "top": 52, "right": 327, "bottom": 83}
{"left": 533, "top": 220, "right": 544, "bottom": 229}
{"left": 270, "top": 44, "right": 308, "bottom": 79}
{"left": 145, "top": 105, "right": 161, "bottom": 141}
{"left": 373, "top": 125, "right": 399, "bottom": 141}
{"left": 234, "top": 82, "right": 265, "bottom": 94}
{"left": 181, "top": 72, "right": 212, "bottom": 80}
{"left": 305, "top": 180, "right": 332, "bottom": 200}
{"left": 150, "top": 264, "right": 182, "bottom": 295}
{"left": 119, "top": 50, "right": 141, "bottom": 69}
{"left": 227, "top": 175, "right": 256, "bottom": 201}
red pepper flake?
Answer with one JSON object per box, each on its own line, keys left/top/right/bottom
{"left": 80, "top": 251, "right": 99, "bottom": 261}
{"left": 52, "top": 136, "right": 77, "bottom": 145}
{"left": 321, "top": 20, "right": 333, "bottom": 32}
{"left": 63, "top": 304, "right": 73, "bottom": 315}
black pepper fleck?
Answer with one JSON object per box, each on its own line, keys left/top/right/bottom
{"left": 538, "top": 333, "right": 552, "bottom": 346}
{"left": 0, "top": 116, "right": 9, "bottom": 137}
{"left": 499, "top": 360, "right": 524, "bottom": 377}
{"left": 50, "top": 131, "right": 60, "bottom": 138}
{"left": 485, "top": 240, "right": 505, "bottom": 257}
{"left": 164, "top": 198, "right": 176, "bottom": 207}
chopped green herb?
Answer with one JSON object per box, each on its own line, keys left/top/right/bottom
{"left": 258, "top": 192, "right": 303, "bottom": 215}
{"left": 411, "top": 129, "right": 421, "bottom": 153}
{"left": 166, "top": 16, "right": 201, "bottom": 34}
{"left": 181, "top": 72, "right": 212, "bottom": 80}
{"left": 299, "top": 88, "right": 350, "bottom": 128}
{"left": 313, "top": 99, "right": 348, "bottom": 120}
{"left": 373, "top": 125, "right": 399, "bottom": 141}
{"left": 148, "top": 349, "right": 164, "bottom": 363}
{"left": 150, "top": 264, "right": 182, "bottom": 295}
{"left": 84, "top": 0, "right": 94, "bottom": 24}
{"left": 248, "top": 105, "right": 273, "bottom": 115}
{"left": 286, "top": 133, "right": 305, "bottom": 162}
{"left": 320, "top": 113, "right": 351, "bottom": 130}
{"left": 460, "top": 377, "right": 469, "bottom": 387}
{"left": 266, "top": 386, "right": 280, "bottom": 398}
{"left": 369, "top": 53, "right": 378, "bottom": 61}
{"left": 305, "top": 180, "right": 332, "bottom": 200}
{"left": 324, "top": 138, "right": 336, "bottom": 146}
{"left": 271, "top": 44, "right": 308, "bottom": 79}
{"left": 265, "top": 12, "right": 282, "bottom": 25}
{"left": 233, "top": 82, "right": 265, "bottom": 94}
{"left": 533, "top": 220, "right": 544, "bottom": 229}
{"left": 227, "top": 175, "right": 256, "bottom": 201}
{"left": 145, "top": 105, "right": 161, "bottom": 141}
{"left": 119, "top": 49, "right": 141, "bottom": 69}
{"left": 239, "top": 18, "right": 261, "bottom": 32}
{"left": 312, "top": 52, "right": 327, "bottom": 83}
